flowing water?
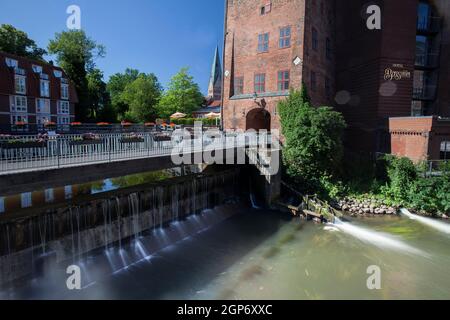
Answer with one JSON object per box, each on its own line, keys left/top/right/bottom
{"left": 1, "top": 207, "right": 449, "bottom": 300}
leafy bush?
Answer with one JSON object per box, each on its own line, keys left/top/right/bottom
{"left": 278, "top": 87, "right": 346, "bottom": 192}
{"left": 381, "top": 155, "right": 417, "bottom": 203}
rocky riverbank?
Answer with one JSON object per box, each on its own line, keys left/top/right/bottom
{"left": 337, "top": 197, "right": 398, "bottom": 216}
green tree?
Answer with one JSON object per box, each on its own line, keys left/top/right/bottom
{"left": 157, "top": 67, "right": 204, "bottom": 118}
{"left": 86, "top": 68, "right": 113, "bottom": 121}
{"left": 0, "top": 24, "right": 46, "bottom": 60}
{"left": 48, "top": 30, "right": 105, "bottom": 121}
{"left": 121, "top": 73, "right": 162, "bottom": 122}
{"left": 278, "top": 86, "right": 347, "bottom": 192}
{"left": 107, "top": 68, "right": 140, "bottom": 120}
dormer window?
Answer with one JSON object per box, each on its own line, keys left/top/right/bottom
{"left": 5, "top": 58, "right": 18, "bottom": 68}
{"left": 32, "top": 65, "right": 43, "bottom": 74}
{"left": 53, "top": 70, "right": 63, "bottom": 78}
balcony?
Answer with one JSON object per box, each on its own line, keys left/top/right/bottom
{"left": 415, "top": 53, "right": 440, "bottom": 69}
{"left": 417, "top": 16, "right": 442, "bottom": 34}
{"left": 413, "top": 85, "right": 437, "bottom": 101}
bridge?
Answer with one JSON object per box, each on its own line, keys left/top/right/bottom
{"left": 0, "top": 131, "right": 280, "bottom": 198}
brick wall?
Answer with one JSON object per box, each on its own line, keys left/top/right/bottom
{"left": 222, "top": 0, "right": 335, "bottom": 132}
{"left": 389, "top": 116, "right": 450, "bottom": 161}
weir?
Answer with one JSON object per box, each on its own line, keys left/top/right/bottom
{"left": 0, "top": 168, "right": 241, "bottom": 285}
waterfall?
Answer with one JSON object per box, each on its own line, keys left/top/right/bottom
{"left": 0, "top": 168, "right": 241, "bottom": 286}
{"left": 400, "top": 208, "right": 450, "bottom": 235}
{"left": 332, "top": 217, "right": 426, "bottom": 256}
{"left": 115, "top": 197, "right": 122, "bottom": 251}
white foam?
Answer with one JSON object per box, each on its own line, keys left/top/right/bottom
{"left": 333, "top": 218, "right": 426, "bottom": 256}
{"left": 400, "top": 208, "right": 450, "bottom": 235}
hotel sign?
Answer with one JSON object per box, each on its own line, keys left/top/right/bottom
{"left": 384, "top": 64, "right": 411, "bottom": 81}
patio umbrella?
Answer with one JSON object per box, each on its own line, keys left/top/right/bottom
{"left": 205, "top": 112, "right": 221, "bottom": 119}
{"left": 170, "top": 112, "right": 187, "bottom": 119}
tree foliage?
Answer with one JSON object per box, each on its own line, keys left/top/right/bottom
{"left": 121, "top": 73, "right": 162, "bottom": 122}
{"left": 86, "top": 68, "right": 113, "bottom": 121}
{"left": 107, "top": 68, "right": 140, "bottom": 120}
{"left": 0, "top": 24, "right": 46, "bottom": 60}
{"left": 48, "top": 30, "right": 105, "bottom": 121}
{"left": 278, "top": 87, "right": 347, "bottom": 191}
{"left": 157, "top": 67, "right": 204, "bottom": 118}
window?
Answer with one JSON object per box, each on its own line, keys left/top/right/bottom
{"left": 326, "top": 37, "right": 332, "bottom": 60}
{"left": 61, "top": 83, "right": 69, "bottom": 100}
{"left": 277, "top": 71, "right": 290, "bottom": 91}
{"left": 40, "top": 80, "right": 50, "bottom": 97}
{"left": 254, "top": 74, "right": 266, "bottom": 93}
{"left": 279, "top": 26, "right": 291, "bottom": 48}
{"left": 58, "top": 101, "right": 70, "bottom": 114}
{"left": 45, "top": 189, "right": 54, "bottom": 203}
{"left": 57, "top": 116, "right": 70, "bottom": 125}
{"left": 54, "top": 70, "right": 63, "bottom": 78}
{"left": 32, "top": 65, "right": 43, "bottom": 73}
{"left": 325, "top": 77, "right": 331, "bottom": 98}
{"left": 11, "top": 96, "right": 27, "bottom": 112}
{"left": 234, "top": 77, "right": 244, "bottom": 95}
{"left": 0, "top": 197, "right": 4, "bottom": 214}
{"left": 417, "top": 2, "right": 431, "bottom": 30}
{"left": 411, "top": 101, "right": 423, "bottom": 116}
{"left": 15, "top": 75, "right": 26, "bottom": 94}
{"left": 21, "top": 192, "right": 32, "bottom": 208}
{"left": 11, "top": 114, "right": 28, "bottom": 125}
{"left": 36, "top": 98, "right": 50, "bottom": 114}
{"left": 5, "top": 58, "right": 18, "bottom": 68}
{"left": 441, "top": 141, "right": 450, "bottom": 160}
{"left": 311, "top": 71, "right": 317, "bottom": 91}
{"left": 258, "top": 33, "right": 269, "bottom": 53}
{"left": 312, "top": 28, "right": 318, "bottom": 51}
{"left": 37, "top": 115, "right": 50, "bottom": 125}
{"left": 65, "top": 186, "right": 73, "bottom": 200}
{"left": 260, "top": 2, "right": 271, "bottom": 15}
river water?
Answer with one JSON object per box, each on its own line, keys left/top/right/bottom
{"left": 1, "top": 206, "right": 449, "bottom": 300}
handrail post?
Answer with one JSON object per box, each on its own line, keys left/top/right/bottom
{"left": 57, "top": 136, "right": 60, "bottom": 168}
{"left": 109, "top": 134, "right": 112, "bottom": 163}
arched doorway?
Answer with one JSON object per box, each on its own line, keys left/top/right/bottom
{"left": 246, "top": 108, "right": 271, "bottom": 131}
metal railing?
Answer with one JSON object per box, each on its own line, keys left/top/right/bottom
{"left": 417, "top": 16, "right": 442, "bottom": 34}
{"left": 415, "top": 53, "right": 440, "bottom": 69}
{"left": 0, "top": 131, "right": 272, "bottom": 175}
{"left": 413, "top": 85, "right": 437, "bottom": 101}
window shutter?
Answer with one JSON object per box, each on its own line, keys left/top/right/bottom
{"left": 266, "top": 3, "right": 272, "bottom": 13}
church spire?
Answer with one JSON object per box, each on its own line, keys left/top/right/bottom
{"left": 208, "top": 46, "right": 222, "bottom": 101}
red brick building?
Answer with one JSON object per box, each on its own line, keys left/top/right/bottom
{"left": 0, "top": 52, "right": 77, "bottom": 134}
{"left": 221, "top": 0, "right": 450, "bottom": 161}
{"left": 222, "top": 0, "right": 335, "bottom": 132}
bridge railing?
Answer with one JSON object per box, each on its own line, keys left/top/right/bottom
{"left": 0, "top": 131, "right": 273, "bottom": 174}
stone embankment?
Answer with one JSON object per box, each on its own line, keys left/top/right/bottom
{"left": 337, "top": 198, "right": 398, "bottom": 216}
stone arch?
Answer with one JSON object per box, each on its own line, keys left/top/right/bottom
{"left": 245, "top": 108, "right": 271, "bottom": 132}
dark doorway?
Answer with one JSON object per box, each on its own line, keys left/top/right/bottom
{"left": 246, "top": 108, "right": 271, "bottom": 131}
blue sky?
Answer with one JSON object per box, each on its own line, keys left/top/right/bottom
{"left": 0, "top": 0, "right": 225, "bottom": 94}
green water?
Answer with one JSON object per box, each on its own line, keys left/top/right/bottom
{"left": 194, "top": 213, "right": 450, "bottom": 300}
